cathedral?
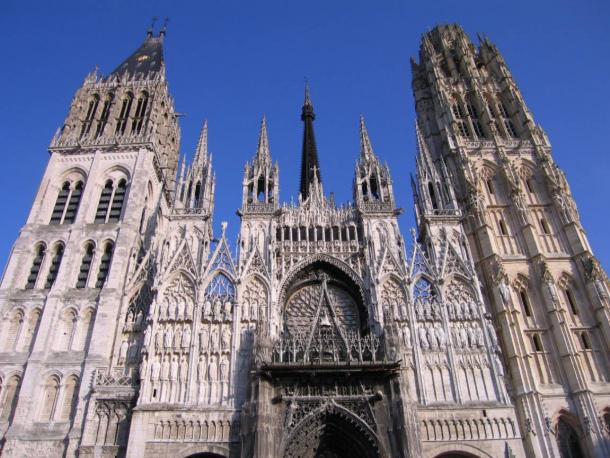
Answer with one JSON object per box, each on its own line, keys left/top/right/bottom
{"left": 0, "top": 22, "right": 609, "bottom": 458}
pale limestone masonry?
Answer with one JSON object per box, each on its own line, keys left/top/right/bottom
{"left": 0, "top": 23, "right": 608, "bottom": 458}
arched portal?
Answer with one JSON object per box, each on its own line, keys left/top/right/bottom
{"left": 283, "top": 405, "right": 380, "bottom": 458}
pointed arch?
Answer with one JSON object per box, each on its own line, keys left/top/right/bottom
{"left": 281, "top": 402, "right": 381, "bottom": 458}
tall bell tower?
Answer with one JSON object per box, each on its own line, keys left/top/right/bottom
{"left": 0, "top": 25, "right": 181, "bottom": 457}
{"left": 411, "top": 24, "right": 610, "bottom": 457}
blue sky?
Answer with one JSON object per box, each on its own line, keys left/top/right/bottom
{"left": 1, "top": 0, "right": 609, "bottom": 270}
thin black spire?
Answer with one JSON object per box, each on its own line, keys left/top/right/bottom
{"left": 299, "top": 82, "right": 321, "bottom": 200}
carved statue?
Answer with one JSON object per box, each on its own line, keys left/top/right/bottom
{"left": 435, "top": 324, "right": 446, "bottom": 348}
{"left": 164, "top": 327, "right": 173, "bottom": 349}
{"left": 177, "top": 301, "right": 185, "bottom": 320}
{"left": 211, "top": 327, "right": 219, "bottom": 350}
{"left": 203, "top": 300, "right": 212, "bottom": 319}
{"left": 161, "top": 357, "right": 170, "bottom": 381}
{"left": 119, "top": 340, "right": 129, "bottom": 362}
{"left": 197, "top": 355, "right": 207, "bottom": 382}
{"left": 143, "top": 325, "right": 152, "bottom": 348}
{"left": 173, "top": 326, "right": 182, "bottom": 349}
{"left": 180, "top": 356, "right": 188, "bottom": 381}
{"left": 418, "top": 326, "right": 429, "bottom": 350}
{"left": 224, "top": 300, "right": 232, "bottom": 321}
{"left": 200, "top": 328, "right": 209, "bottom": 350}
{"left": 182, "top": 326, "right": 191, "bottom": 349}
{"left": 170, "top": 356, "right": 179, "bottom": 381}
{"left": 213, "top": 300, "right": 222, "bottom": 321}
{"left": 427, "top": 325, "right": 437, "bottom": 350}
{"left": 208, "top": 356, "right": 218, "bottom": 381}
{"left": 221, "top": 327, "right": 231, "bottom": 351}
{"left": 220, "top": 355, "right": 229, "bottom": 380}
{"left": 486, "top": 321, "right": 498, "bottom": 349}
{"left": 139, "top": 355, "right": 148, "bottom": 380}
{"left": 151, "top": 357, "right": 161, "bottom": 381}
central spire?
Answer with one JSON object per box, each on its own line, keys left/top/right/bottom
{"left": 299, "top": 82, "right": 321, "bottom": 200}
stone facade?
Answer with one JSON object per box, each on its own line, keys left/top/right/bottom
{"left": 0, "top": 23, "right": 608, "bottom": 458}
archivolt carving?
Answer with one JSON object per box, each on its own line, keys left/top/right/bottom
{"left": 380, "top": 278, "right": 407, "bottom": 321}
{"left": 282, "top": 401, "right": 380, "bottom": 458}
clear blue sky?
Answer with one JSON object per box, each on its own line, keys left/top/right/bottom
{"left": 1, "top": 0, "right": 609, "bottom": 270}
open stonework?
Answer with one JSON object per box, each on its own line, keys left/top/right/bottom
{"left": 0, "top": 22, "right": 608, "bottom": 458}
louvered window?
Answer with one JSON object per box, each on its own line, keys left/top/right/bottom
{"left": 108, "top": 179, "right": 127, "bottom": 222}
{"left": 95, "top": 180, "right": 113, "bottom": 223}
{"left": 50, "top": 182, "right": 70, "bottom": 224}
{"left": 44, "top": 244, "right": 64, "bottom": 289}
{"left": 63, "top": 181, "right": 83, "bottom": 224}
{"left": 131, "top": 92, "right": 148, "bottom": 134}
{"left": 95, "top": 242, "right": 114, "bottom": 288}
{"left": 25, "top": 244, "right": 46, "bottom": 289}
{"left": 76, "top": 242, "right": 95, "bottom": 289}
{"left": 116, "top": 93, "right": 133, "bottom": 135}
{"left": 80, "top": 95, "right": 99, "bottom": 138}
{"left": 95, "top": 94, "right": 113, "bottom": 138}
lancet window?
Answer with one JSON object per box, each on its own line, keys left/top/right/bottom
{"left": 76, "top": 242, "right": 95, "bottom": 288}
{"left": 0, "top": 375, "right": 21, "bottom": 422}
{"left": 95, "top": 178, "right": 128, "bottom": 223}
{"left": 44, "top": 242, "right": 64, "bottom": 289}
{"left": 39, "top": 375, "right": 60, "bottom": 421}
{"left": 25, "top": 243, "right": 46, "bottom": 289}
{"left": 80, "top": 94, "right": 100, "bottom": 138}
{"left": 95, "top": 94, "right": 113, "bottom": 137}
{"left": 115, "top": 93, "right": 134, "bottom": 135}
{"left": 131, "top": 91, "right": 149, "bottom": 135}
{"left": 50, "top": 179, "right": 84, "bottom": 225}
{"left": 95, "top": 242, "right": 114, "bottom": 288}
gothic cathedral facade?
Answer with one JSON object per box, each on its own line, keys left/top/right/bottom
{"left": 0, "top": 23, "right": 608, "bottom": 458}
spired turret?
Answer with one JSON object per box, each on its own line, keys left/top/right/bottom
{"left": 241, "top": 116, "right": 279, "bottom": 214}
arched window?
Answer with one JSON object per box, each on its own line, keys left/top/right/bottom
{"left": 95, "top": 242, "right": 114, "bottom": 288}
{"left": 39, "top": 376, "right": 60, "bottom": 421}
{"left": 498, "top": 219, "right": 508, "bottom": 236}
{"left": 50, "top": 181, "right": 83, "bottom": 225}
{"left": 525, "top": 177, "right": 534, "bottom": 194}
{"left": 467, "top": 100, "right": 485, "bottom": 138}
{"left": 108, "top": 179, "right": 127, "bottom": 222}
{"left": 485, "top": 178, "right": 495, "bottom": 195}
{"left": 25, "top": 244, "right": 46, "bottom": 289}
{"left": 20, "top": 309, "right": 41, "bottom": 352}
{"left": 76, "top": 242, "right": 95, "bottom": 288}
{"left": 532, "top": 334, "right": 543, "bottom": 352}
{"left": 80, "top": 94, "right": 100, "bottom": 138}
{"left": 50, "top": 182, "right": 70, "bottom": 224}
{"left": 58, "top": 375, "right": 78, "bottom": 422}
{"left": 131, "top": 91, "right": 149, "bottom": 134}
{"left": 95, "top": 94, "right": 113, "bottom": 138}
{"left": 519, "top": 289, "right": 532, "bottom": 317}
{"left": 74, "top": 309, "right": 94, "bottom": 351}
{"left": 580, "top": 332, "right": 591, "bottom": 350}
{"left": 565, "top": 288, "right": 578, "bottom": 315}
{"left": 56, "top": 309, "right": 77, "bottom": 351}
{"left": 63, "top": 181, "right": 83, "bottom": 224}
{"left": 95, "top": 180, "right": 114, "bottom": 223}
{"left": 195, "top": 181, "right": 202, "bottom": 207}
{"left": 44, "top": 243, "right": 64, "bottom": 289}
{"left": 540, "top": 218, "right": 551, "bottom": 235}
{"left": 428, "top": 182, "right": 438, "bottom": 210}
{"left": 0, "top": 375, "right": 21, "bottom": 422}
{"left": 4, "top": 310, "right": 24, "bottom": 352}
{"left": 556, "top": 417, "right": 584, "bottom": 458}
{"left": 115, "top": 93, "right": 133, "bottom": 135}
{"left": 95, "top": 179, "right": 128, "bottom": 223}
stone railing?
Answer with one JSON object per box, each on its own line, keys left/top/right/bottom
{"left": 242, "top": 202, "right": 277, "bottom": 214}
{"left": 94, "top": 367, "right": 138, "bottom": 387}
{"left": 359, "top": 201, "right": 394, "bottom": 214}
{"left": 270, "top": 329, "right": 384, "bottom": 365}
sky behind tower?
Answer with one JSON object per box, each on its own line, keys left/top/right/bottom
{"left": 1, "top": 0, "right": 609, "bottom": 271}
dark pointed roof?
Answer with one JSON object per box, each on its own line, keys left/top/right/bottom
{"left": 110, "top": 31, "right": 165, "bottom": 79}
{"left": 299, "top": 83, "right": 321, "bottom": 200}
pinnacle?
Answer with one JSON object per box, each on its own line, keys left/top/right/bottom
{"left": 194, "top": 120, "right": 208, "bottom": 166}
{"left": 256, "top": 115, "right": 271, "bottom": 161}
{"left": 359, "top": 115, "right": 375, "bottom": 160}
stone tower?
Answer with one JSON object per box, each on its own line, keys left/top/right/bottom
{"left": 411, "top": 24, "right": 610, "bottom": 457}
